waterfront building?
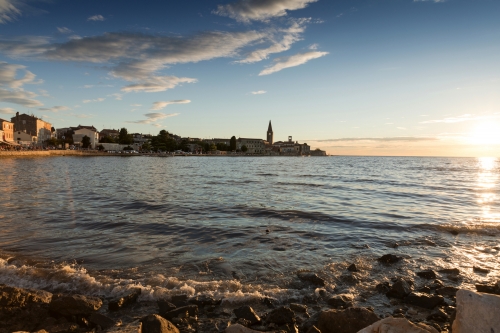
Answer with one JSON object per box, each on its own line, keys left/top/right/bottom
{"left": 10, "top": 113, "right": 52, "bottom": 146}
{"left": 14, "top": 130, "right": 37, "bottom": 146}
{"left": 0, "top": 118, "right": 14, "bottom": 142}
{"left": 100, "top": 129, "right": 120, "bottom": 140}
{"left": 73, "top": 125, "right": 99, "bottom": 148}
{"left": 238, "top": 138, "right": 265, "bottom": 154}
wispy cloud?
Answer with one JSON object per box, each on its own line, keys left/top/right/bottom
{"left": 420, "top": 113, "right": 500, "bottom": 124}
{"left": 0, "top": 0, "right": 21, "bottom": 24}
{"left": 38, "top": 105, "right": 70, "bottom": 113}
{"left": 0, "top": 107, "right": 15, "bottom": 114}
{"left": 251, "top": 90, "right": 266, "bottom": 95}
{"left": 87, "top": 14, "right": 104, "bottom": 21}
{"left": 312, "top": 137, "right": 438, "bottom": 143}
{"left": 214, "top": 0, "right": 318, "bottom": 22}
{"left": 151, "top": 100, "right": 191, "bottom": 110}
{"left": 57, "top": 27, "right": 72, "bottom": 34}
{"left": 82, "top": 97, "right": 105, "bottom": 103}
{"left": 127, "top": 112, "right": 180, "bottom": 125}
{"left": 259, "top": 51, "right": 328, "bottom": 76}
{"left": 0, "top": 61, "right": 42, "bottom": 88}
{"left": 0, "top": 88, "right": 43, "bottom": 107}
{"left": 130, "top": 103, "right": 142, "bottom": 107}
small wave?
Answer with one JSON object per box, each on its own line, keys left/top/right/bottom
{"left": 276, "top": 182, "right": 325, "bottom": 188}
{"left": 420, "top": 222, "right": 500, "bottom": 236}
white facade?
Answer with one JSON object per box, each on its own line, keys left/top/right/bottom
{"left": 73, "top": 128, "right": 99, "bottom": 148}
{"left": 14, "top": 130, "right": 37, "bottom": 145}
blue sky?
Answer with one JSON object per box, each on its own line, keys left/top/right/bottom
{"left": 0, "top": 0, "right": 499, "bottom": 155}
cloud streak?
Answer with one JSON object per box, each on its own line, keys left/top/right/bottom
{"left": 420, "top": 113, "right": 500, "bottom": 124}
{"left": 38, "top": 105, "right": 70, "bottom": 113}
{"left": 251, "top": 90, "right": 266, "bottom": 95}
{"left": 259, "top": 51, "right": 328, "bottom": 75}
{"left": 312, "top": 137, "right": 438, "bottom": 143}
{"left": 0, "top": 0, "right": 20, "bottom": 24}
{"left": 0, "top": 61, "right": 41, "bottom": 88}
{"left": 215, "top": 0, "right": 318, "bottom": 22}
{"left": 127, "top": 112, "right": 180, "bottom": 125}
{"left": 87, "top": 14, "right": 104, "bottom": 21}
{"left": 0, "top": 88, "right": 43, "bottom": 107}
{"left": 151, "top": 100, "right": 191, "bottom": 110}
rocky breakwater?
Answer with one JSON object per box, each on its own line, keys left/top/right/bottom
{"left": 1, "top": 253, "right": 500, "bottom": 333}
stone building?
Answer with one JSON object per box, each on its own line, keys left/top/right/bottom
{"left": 10, "top": 113, "right": 52, "bottom": 146}
{"left": 0, "top": 118, "right": 14, "bottom": 142}
{"left": 14, "top": 130, "right": 37, "bottom": 146}
{"left": 73, "top": 126, "right": 99, "bottom": 148}
{"left": 100, "top": 129, "right": 119, "bottom": 140}
{"left": 238, "top": 138, "right": 265, "bottom": 154}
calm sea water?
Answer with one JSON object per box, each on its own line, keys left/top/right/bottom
{"left": 0, "top": 156, "right": 498, "bottom": 304}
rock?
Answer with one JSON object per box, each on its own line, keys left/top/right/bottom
{"left": 0, "top": 284, "right": 52, "bottom": 307}
{"left": 107, "top": 321, "right": 142, "bottom": 333}
{"left": 426, "top": 308, "right": 448, "bottom": 322}
{"left": 416, "top": 270, "right": 437, "bottom": 280}
{"left": 377, "top": 254, "right": 401, "bottom": 264}
{"left": 376, "top": 282, "right": 391, "bottom": 294}
{"left": 436, "top": 286, "right": 458, "bottom": 297}
{"left": 141, "top": 314, "right": 179, "bottom": 333}
{"left": 158, "top": 300, "right": 176, "bottom": 313}
{"left": 265, "top": 306, "right": 296, "bottom": 325}
{"left": 170, "top": 294, "right": 189, "bottom": 307}
{"left": 429, "top": 279, "right": 443, "bottom": 290}
{"left": 306, "top": 326, "right": 321, "bottom": 333}
{"left": 475, "top": 284, "right": 500, "bottom": 295}
{"left": 89, "top": 313, "right": 116, "bottom": 329}
{"left": 452, "top": 289, "right": 500, "bottom": 333}
{"left": 473, "top": 266, "right": 490, "bottom": 274}
{"left": 161, "top": 305, "right": 198, "bottom": 320}
{"left": 233, "top": 306, "right": 260, "bottom": 325}
{"left": 439, "top": 268, "right": 460, "bottom": 275}
{"left": 317, "top": 307, "right": 379, "bottom": 333}
{"left": 357, "top": 317, "right": 439, "bottom": 333}
{"left": 189, "top": 295, "right": 221, "bottom": 307}
{"left": 340, "top": 273, "right": 361, "bottom": 285}
{"left": 224, "top": 324, "right": 263, "bottom": 333}
{"left": 327, "top": 294, "right": 354, "bottom": 308}
{"left": 49, "top": 294, "right": 102, "bottom": 316}
{"left": 404, "top": 292, "right": 444, "bottom": 309}
{"left": 347, "top": 264, "right": 358, "bottom": 272}
{"left": 290, "top": 303, "right": 307, "bottom": 313}
{"left": 297, "top": 272, "right": 325, "bottom": 286}
{"left": 386, "top": 279, "right": 412, "bottom": 299}
{"left": 108, "top": 288, "right": 141, "bottom": 311}
{"left": 417, "top": 286, "right": 431, "bottom": 294}
{"left": 42, "top": 323, "right": 79, "bottom": 333}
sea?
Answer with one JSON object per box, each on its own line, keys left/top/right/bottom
{"left": 0, "top": 156, "right": 498, "bottom": 309}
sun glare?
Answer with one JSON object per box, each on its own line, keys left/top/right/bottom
{"left": 467, "top": 122, "right": 500, "bottom": 145}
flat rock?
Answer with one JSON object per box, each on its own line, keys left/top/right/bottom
{"left": 439, "top": 268, "right": 460, "bottom": 275}
{"left": 0, "top": 284, "right": 52, "bottom": 308}
{"left": 475, "top": 284, "right": 500, "bottom": 295}
{"left": 290, "top": 303, "right": 307, "bottom": 313}
{"left": 233, "top": 305, "right": 260, "bottom": 325}
{"left": 141, "top": 314, "right": 179, "bottom": 333}
{"left": 452, "top": 289, "right": 500, "bottom": 333}
{"left": 189, "top": 295, "right": 221, "bottom": 307}
{"left": 386, "top": 279, "right": 412, "bottom": 299}
{"left": 317, "top": 307, "right": 379, "bottom": 333}
{"left": 265, "top": 306, "right": 296, "bottom": 325}
{"left": 327, "top": 294, "right": 354, "bottom": 308}
{"left": 225, "top": 324, "right": 263, "bottom": 333}
{"left": 89, "top": 312, "right": 116, "bottom": 329}
{"left": 108, "top": 288, "right": 141, "bottom": 311}
{"left": 377, "top": 254, "right": 401, "bottom": 264}
{"left": 436, "top": 286, "right": 458, "bottom": 296}
{"left": 297, "top": 272, "right": 325, "bottom": 286}
{"left": 403, "top": 292, "right": 444, "bottom": 309}
{"left": 49, "top": 294, "right": 102, "bottom": 316}
{"left": 473, "top": 266, "right": 490, "bottom": 274}
{"left": 357, "top": 317, "right": 439, "bottom": 333}
{"left": 161, "top": 305, "right": 198, "bottom": 320}
{"left": 416, "top": 270, "right": 437, "bottom": 280}
{"left": 426, "top": 308, "right": 448, "bottom": 322}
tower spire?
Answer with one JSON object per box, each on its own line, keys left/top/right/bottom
{"left": 267, "top": 120, "right": 273, "bottom": 144}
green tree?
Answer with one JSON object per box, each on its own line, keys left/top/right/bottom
{"left": 230, "top": 136, "right": 236, "bottom": 151}
{"left": 81, "top": 135, "right": 91, "bottom": 148}
{"left": 151, "top": 130, "right": 177, "bottom": 151}
{"left": 241, "top": 145, "right": 248, "bottom": 153}
{"left": 118, "top": 128, "right": 133, "bottom": 145}
{"left": 45, "top": 137, "right": 57, "bottom": 146}
{"left": 141, "top": 142, "right": 151, "bottom": 151}
{"left": 216, "top": 143, "right": 229, "bottom": 151}
{"left": 210, "top": 143, "right": 217, "bottom": 151}
{"left": 97, "top": 144, "right": 105, "bottom": 151}
{"left": 99, "top": 136, "right": 115, "bottom": 143}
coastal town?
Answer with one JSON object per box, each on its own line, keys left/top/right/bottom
{"left": 0, "top": 113, "right": 326, "bottom": 156}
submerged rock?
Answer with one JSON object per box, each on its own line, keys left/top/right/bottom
{"left": 265, "top": 306, "right": 296, "bottom": 325}
{"left": 89, "top": 313, "right": 116, "bottom": 329}
{"left": 452, "top": 289, "right": 500, "bottom": 333}
{"left": 297, "top": 272, "right": 325, "bottom": 286}
{"left": 108, "top": 288, "right": 141, "bottom": 311}
{"left": 317, "top": 307, "right": 379, "bottom": 333}
{"left": 189, "top": 295, "right": 221, "bottom": 307}
{"left": 327, "top": 294, "right": 354, "bottom": 308}
{"left": 49, "top": 294, "right": 102, "bottom": 316}
{"left": 403, "top": 292, "right": 444, "bottom": 309}
{"left": 347, "top": 264, "right": 359, "bottom": 272}
{"left": 158, "top": 300, "right": 176, "bottom": 313}
{"left": 386, "top": 279, "right": 413, "bottom": 299}
{"left": 161, "top": 305, "right": 198, "bottom": 321}
{"left": 377, "top": 254, "right": 401, "bottom": 264}
{"left": 233, "top": 306, "right": 260, "bottom": 325}
{"left": 357, "top": 317, "right": 439, "bottom": 333}
{"left": 290, "top": 303, "right": 307, "bottom": 313}
{"left": 141, "top": 314, "right": 179, "bottom": 333}
{"left": 416, "top": 270, "right": 437, "bottom": 280}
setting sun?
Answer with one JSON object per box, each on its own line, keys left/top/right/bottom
{"left": 467, "top": 122, "right": 500, "bottom": 145}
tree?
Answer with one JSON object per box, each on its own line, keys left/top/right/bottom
{"left": 241, "top": 145, "right": 248, "bottom": 153}
{"left": 230, "top": 136, "right": 236, "bottom": 151}
{"left": 151, "top": 129, "right": 177, "bottom": 151}
{"left": 210, "top": 143, "right": 217, "bottom": 151}
{"left": 141, "top": 142, "right": 151, "bottom": 151}
{"left": 118, "top": 128, "right": 133, "bottom": 145}
{"left": 216, "top": 143, "right": 229, "bottom": 151}
{"left": 81, "top": 135, "right": 91, "bottom": 148}
{"left": 45, "top": 137, "right": 57, "bottom": 147}
{"left": 99, "top": 136, "right": 115, "bottom": 143}
{"left": 97, "top": 144, "right": 105, "bottom": 151}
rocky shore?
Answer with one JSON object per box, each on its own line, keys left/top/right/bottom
{"left": 1, "top": 253, "right": 499, "bottom": 333}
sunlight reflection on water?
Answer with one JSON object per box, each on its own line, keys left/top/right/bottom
{"left": 477, "top": 157, "right": 499, "bottom": 223}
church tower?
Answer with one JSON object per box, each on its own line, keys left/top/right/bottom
{"left": 267, "top": 120, "right": 273, "bottom": 144}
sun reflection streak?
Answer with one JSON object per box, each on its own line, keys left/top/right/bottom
{"left": 476, "top": 157, "right": 499, "bottom": 223}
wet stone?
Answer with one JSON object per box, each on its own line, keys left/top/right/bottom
{"left": 317, "top": 307, "right": 379, "bottom": 333}
{"left": 427, "top": 308, "right": 449, "bottom": 323}
{"left": 377, "top": 254, "right": 401, "bottom": 264}
{"left": 158, "top": 300, "right": 176, "bottom": 313}
{"left": 473, "top": 266, "right": 490, "bottom": 274}
{"left": 475, "top": 284, "right": 500, "bottom": 295}
{"left": 327, "top": 294, "right": 354, "bottom": 308}
{"left": 0, "top": 284, "right": 52, "bottom": 308}
{"left": 404, "top": 292, "right": 445, "bottom": 309}
{"left": 233, "top": 305, "right": 260, "bottom": 325}
{"left": 376, "top": 282, "right": 391, "bottom": 294}
{"left": 416, "top": 270, "right": 437, "bottom": 280}
{"left": 170, "top": 295, "right": 189, "bottom": 307}
{"left": 49, "top": 294, "right": 102, "bottom": 317}
{"left": 347, "top": 264, "right": 359, "bottom": 272}
{"left": 161, "top": 305, "right": 198, "bottom": 321}
{"left": 417, "top": 286, "right": 431, "bottom": 294}
{"left": 189, "top": 296, "right": 221, "bottom": 307}
{"left": 436, "top": 286, "right": 458, "bottom": 297}
{"left": 297, "top": 272, "right": 325, "bottom": 287}
{"left": 89, "top": 313, "right": 116, "bottom": 329}
{"left": 386, "top": 279, "right": 412, "bottom": 299}
{"left": 265, "top": 306, "right": 296, "bottom": 325}
{"left": 141, "top": 314, "right": 179, "bottom": 333}
{"left": 439, "top": 268, "right": 460, "bottom": 275}
{"left": 290, "top": 303, "right": 307, "bottom": 313}
{"left": 108, "top": 288, "right": 141, "bottom": 311}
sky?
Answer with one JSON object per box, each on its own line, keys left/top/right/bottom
{"left": 0, "top": 0, "right": 499, "bottom": 156}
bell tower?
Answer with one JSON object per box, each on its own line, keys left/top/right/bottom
{"left": 267, "top": 120, "right": 273, "bottom": 144}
